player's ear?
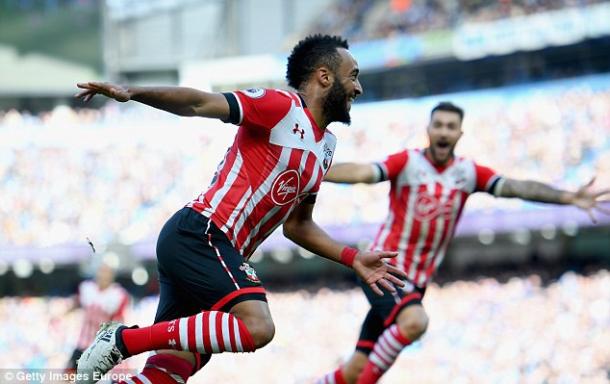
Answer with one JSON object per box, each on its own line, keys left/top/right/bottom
{"left": 316, "top": 66, "right": 333, "bottom": 88}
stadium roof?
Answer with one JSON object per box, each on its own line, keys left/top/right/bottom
{"left": 0, "top": 44, "right": 99, "bottom": 97}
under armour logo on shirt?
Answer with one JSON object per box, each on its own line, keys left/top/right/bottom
{"left": 292, "top": 123, "right": 305, "bottom": 139}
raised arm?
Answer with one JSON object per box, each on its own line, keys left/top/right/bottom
{"left": 283, "top": 200, "right": 406, "bottom": 295}
{"left": 324, "top": 162, "right": 380, "bottom": 184}
{"left": 497, "top": 177, "right": 610, "bottom": 222}
{"left": 75, "top": 82, "right": 230, "bottom": 120}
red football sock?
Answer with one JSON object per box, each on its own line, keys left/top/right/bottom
{"left": 318, "top": 367, "right": 347, "bottom": 384}
{"left": 357, "top": 325, "right": 412, "bottom": 384}
{"left": 121, "top": 311, "right": 255, "bottom": 356}
{"left": 116, "top": 353, "right": 193, "bottom": 384}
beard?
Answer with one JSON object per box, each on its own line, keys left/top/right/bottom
{"left": 322, "top": 80, "right": 351, "bottom": 125}
{"left": 428, "top": 141, "right": 456, "bottom": 164}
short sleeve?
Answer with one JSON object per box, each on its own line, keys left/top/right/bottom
{"left": 223, "top": 88, "right": 292, "bottom": 132}
{"left": 375, "top": 150, "right": 409, "bottom": 181}
{"left": 475, "top": 163, "right": 503, "bottom": 194}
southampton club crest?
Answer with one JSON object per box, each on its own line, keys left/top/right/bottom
{"left": 240, "top": 262, "right": 261, "bottom": 284}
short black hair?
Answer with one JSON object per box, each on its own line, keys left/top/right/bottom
{"left": 431, "top": 102, "right": 464, "bottom": 121}
{"left": 286, "top": 34, "right": 349, "bottom": 90}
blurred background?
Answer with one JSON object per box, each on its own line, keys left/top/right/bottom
{"left": 1, "top": 0, "right": 609, "bottom": 383}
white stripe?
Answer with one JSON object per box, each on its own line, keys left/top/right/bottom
{"left": 233, "top": 317, "right": 243, "bottom": 351}
{"left": 240, "top": 150, "right": 310, "bottom": 253}
{"left": 396, "top": 185, "right": 419, "bottom": 274}
{"left": 195, "top": 313, "right": 205, "bottom": 354}
{"left": 145, "top": 364, "right": 185, "bottom": 383}
{"left": 179, "top": 317, "right": 189, "bottom": 351}
{"left": 378, "top": 162, "right": 389, "bottom": 181}
{"left": 207, "top": 151, "right": 243, "bottom": 215}
{"left": 136, "top": 374, "right": 153, "bottom": 384}
{"left": 240, "top": 205, "right": 282, "bottom": 254}
{"left": 374, "top": 340, "right": 395, "bottom": 363}
{"left": 221, "top": 314, "right": 232, "bottom": 352}
{"left": 233, "top": 92, "right": 244, "bottom": 125}
{"left": 372, "top": 210, "right": 394, "bottom": 251}
{"left": 432, "top": 193, "right": 463, "bottom": 275}
{"left": 232, "top": 147, "right": 292, "bottom": 239}
{"left": 409, "top": 216, "right": 430, "bottom": 281}
{"left": 124, "top": 379, "right": 136, "bottom": 384}
{"left": 170, "top": 374, "right": 186, "bottom": 384}
{"left": 208, "top": 312, "right": 219, "bottom": 352}
{"left": 418, "top": 186, "right": 451, "bottom": 286}
{"left": 302, "top": 152, "right": 320, "bottom": 193}
{"left": 369, "top": 352, "right": 389, "bottom": 370}
{"left": 208, "top": 233, "right": 240, "bottom": 290}
{"left": 245, "top": 205, "right": 295, "bottom": 257}
{"left": 222, "top": 186, "right": 252, "bottom": 231}
{"left": 327, "top": 373, "right": 336, "bottom": 384}
{"left": 384, "top": 331, "right": 404, "bottom": 351}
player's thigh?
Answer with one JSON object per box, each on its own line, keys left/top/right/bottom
{"left": 156, "top": 207, "right": 267, "bottom": 313}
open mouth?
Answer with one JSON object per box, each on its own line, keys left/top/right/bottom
{"left": 436, "top": 141, "right": 450, "bottom": 149}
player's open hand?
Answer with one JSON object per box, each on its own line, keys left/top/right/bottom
{"left": 571, "top": 177, "right": 610, "bottom": 223}
{"left": 353, "top": 251, "right": 408, "bottom": 296}
{"left": 75, "top": 82, "right": 131, "bottom": 103}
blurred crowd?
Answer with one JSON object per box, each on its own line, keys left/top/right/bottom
{"left": 1, "top": 75, "right": 609, "bottom": 247}
{"left": 308, "top": 0, "right": 606, "bottom": 41}
{"left": 0, "top": 270, "right": 608, "bottom": 383}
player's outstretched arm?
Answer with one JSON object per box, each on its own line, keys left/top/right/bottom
{"left": 283, "top": 201, "right": 407, "bottom": 295}
{"left": 324, "top": 163, "right": 379, "bottom": 184}
{"left": 75, "top": 82, "right": 230, "bottom": 120}
{"left": 498, "top": 177, "right": 610, "bottom": 223}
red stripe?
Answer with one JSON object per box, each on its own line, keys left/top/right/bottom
{"left": 228, "top": 315, "right": 237, "bottom": 351}
{"left": 187, "top": 315, "right": 196, "bottom": 353}
{"left": 413, "top": 183, "right": 442, "bottom": 284}
{"left": 375, "top": 342, "right": 400, "bottom": 365}
{"left": 215, "top": 313, "right": 225, "bottom": 351}
{"left": 382, "top": 184, "right": 410, "bottom": 268}
{"left": 201, "top": 147, "right": 238, "bottom": 209}
{"left": 372, "top": 349, "right": 393, "bottom": 366}
{"left": 130, "top": 377, "right": 144, "bottom": 384}
{"left": 234, "top": 146, "right": 290, "bottom": 249}
{"left": 403, "top": 185, "right": 426, "bottom": 278}
{"left": 202, "top": 312, "right": 213, "bottom": 354}
{"left": 423, "top": 189, "right": 460, "bottom": 283}
{"left": 211, "top": 287, "right": 267, "bottom": 311}
{"left": 356, "top": 340, "right": 375, "bottom": 350}
{"left": 376, "top": 337, "right": 397, "bottom": 357}
{"left": 384, "top": 292, "right": 422, "bottom": 327}
{"left": 288, "top": 91, "right": 302, "bottom": 107}
{"left": 238, "top": 148, "right": 303, "bottom": 256}
{"left": 389, "top": 325, "right": 412, "bottom": 345}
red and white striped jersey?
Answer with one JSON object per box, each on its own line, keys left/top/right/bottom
{"left": 370, "top": 148, "right": 501, "bottom": 287}
{"left": 76, "top": 281, "right": 129, "bottom": 350}
{"left": 188, "top": 89, "right": 336, "bottom": 258}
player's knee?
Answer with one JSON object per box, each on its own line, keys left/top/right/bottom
{"left": 242, "top": 315, "right": 275, "bottom": 349}
{"left": 230, "top": 300, "right": 275, "bottom": 349}
{"left": 397, "top": 308, "right": 428, "bottom": 340}
{"left": 251, "top": 317, "right": 275, "bottom": 348}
